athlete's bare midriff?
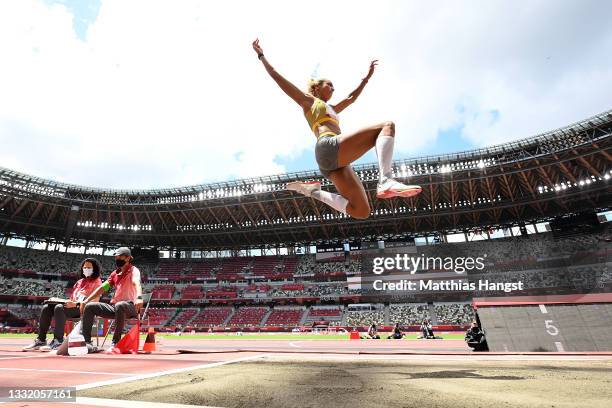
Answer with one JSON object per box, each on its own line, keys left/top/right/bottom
{"left": 314, "top": 121, "right": 341, "bottom": 138}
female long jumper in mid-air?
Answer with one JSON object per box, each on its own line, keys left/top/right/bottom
{"left": 252, "top": 39, "right": 422, "bottom": 219}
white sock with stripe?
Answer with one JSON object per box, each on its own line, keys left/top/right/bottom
{"left": 376, "top": 135, "right": 394, "bottom": 182}
{"left": 311, "top": 190, "right": 348, "bottom": 214}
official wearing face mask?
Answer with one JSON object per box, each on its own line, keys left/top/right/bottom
{"left": 23, "top": 258, "right": 103, "bottom": 351}
{"left": 79, "top": 247, "right": 144, "bottom": 352}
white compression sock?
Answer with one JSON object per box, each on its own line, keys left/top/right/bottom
{"left": 376, "top": 135, "right": 394, "bottom": 182}
{"left": 311, "top": 190, "right": 348, "bottom": 214}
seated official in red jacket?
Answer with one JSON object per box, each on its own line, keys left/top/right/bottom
{"left": 79, "top": 247, "right": 143, "bottom": 352}
{"left": 23, "top": 258, "right": 103, "bottom": 351}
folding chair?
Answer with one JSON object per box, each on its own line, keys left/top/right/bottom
{"left": 99, "top": 293, "right": 152, "bottom": 349}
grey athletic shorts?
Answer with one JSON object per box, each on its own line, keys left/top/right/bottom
{"left": 315, "top": 135, "right": 340, "bottom": 178}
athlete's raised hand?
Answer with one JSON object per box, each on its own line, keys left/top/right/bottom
{"left": 252, "top": 39, "right": 264, "bottom": 57}
{"left": 363, "top": 60, "right": 378, "bottom": 81}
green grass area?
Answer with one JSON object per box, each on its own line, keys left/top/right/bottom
{"left": 0, "top": 333, "right": 40, "bottom": 338}
{"left": 157, "top": 333, "right": 350, "bottom": 340}
{"left": 0, "top": 332, "right": 466, "bottom": 340}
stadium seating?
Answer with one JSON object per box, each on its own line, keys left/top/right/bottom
{"left": 228, "top": 307, "right": 268, "bottom": 326}
{"left": 155, "top": 262, "right": 184, "bottom": 281}
{"left": 282, "top": 257, "right": 299, "bottom": 275}
{"left": 4, "top": 304, "right": 42, "bottom": 321}
{"left": 306, "top": 307, "right": 343, "bottom": 324}
{"left": 151, "top": 284, "right": 175, "bottom": 300}
{"left": 205, "top": 287, "right": 238, "bottom": 298}
{"left": 145, "top": 308, "right": 176, "bottom": 326}
{"left": 0, "top": 276, "right": 65, "bottom": 298}
{"left": 1, "top": 223, "right": 610, "bottom": 332}
{"left": 346, "top": 309, "right": 384, "bottom": 326}
{"left": 181, "top": 285, "right": 204, "bottom": 300}
{"left": 433, "top": 303, "right": 474, "bottom": 325}
{"left": 251, "top": 256, "right": 283, "bottom": 275}
{"left": 265, "top": 308, "right": 304, "bottom": 326}
{"left": 172, "top": 308, "right": 199, "bottom": 326}
{"left": 191, "top": 307, "right": 232, "bottom": 326}
{"left": 389, "top": 304, "right": 430, "bottom": 325}
{"left": 0, "top": 246, "right": 115, "bottom": 277}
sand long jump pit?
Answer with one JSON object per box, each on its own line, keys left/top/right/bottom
{"left": 79, "top": 354, "right": 612, "bottom": 408}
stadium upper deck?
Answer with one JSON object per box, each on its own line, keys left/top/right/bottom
{"left": 1, "top": 109, "right": 610, "bottom": 250}
{"left": 2, "top": 226, "right": 610, "bottom": 301}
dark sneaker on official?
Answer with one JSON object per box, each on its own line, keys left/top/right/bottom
{"left": 49, "top": 338, "right": 62, "bottom": 350}
{"left": 22, "top": 338, "right": 46, "bottom": 351}
{"left": 39, "top": 338, "right": 63, "bottom": 351}
{"left": 86, "top": 342, "right": 98, "bottom": 354}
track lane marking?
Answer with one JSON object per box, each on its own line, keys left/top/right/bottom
{"left": 0, "top": 355, "right": 54, "bottom": 360}
{"left": 0, "top": 367, "right": 137, "bottom": 376}
{"left": 76, "top": 353, "right": 267, "bottom": 390}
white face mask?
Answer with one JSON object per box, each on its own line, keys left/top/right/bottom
{"left": 83, "top": 268, "right": 94, "bottom": 277}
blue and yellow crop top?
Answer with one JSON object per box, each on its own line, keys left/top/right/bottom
{"left": 304, "top": 98, "right": 339, "bottom": 138}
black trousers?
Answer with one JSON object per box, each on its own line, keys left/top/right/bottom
{"left": 81, "top": 301, "right": 137, "bottom": 344}
{"left": 38, "top": 303, "right": 81, "bottom": 342}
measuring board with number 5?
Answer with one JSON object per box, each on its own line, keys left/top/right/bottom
{"left": 473, "top": 294, "right": 612, "bottom": 352}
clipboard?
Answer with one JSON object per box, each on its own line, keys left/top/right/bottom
{"left": 43, "top": 297, "right": 69, "bottom": 305}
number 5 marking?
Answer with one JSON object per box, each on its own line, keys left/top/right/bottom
{"left": 545, "top": 320, "right": 559, "bottom": 336}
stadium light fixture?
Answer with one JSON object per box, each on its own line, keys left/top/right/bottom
{"left": 439, "top": 164, "right": 452, "bottom": 174}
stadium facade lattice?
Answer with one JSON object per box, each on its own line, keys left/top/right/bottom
{"left": 1, "top": 109, "right": 611, "bottom": 251}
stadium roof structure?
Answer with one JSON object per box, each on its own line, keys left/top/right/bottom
{"left": 1, "top": 109, "right": 611, "bottom": 250}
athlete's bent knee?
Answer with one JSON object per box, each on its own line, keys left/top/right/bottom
{"left": 382, "top": 121, "right": 395, "bottom": 136}
{"left": 351, "top": 205, "right": 371, "bottom": 219}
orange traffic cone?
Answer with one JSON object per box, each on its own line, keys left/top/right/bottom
{"left": 142, "top": 327, "right": 156, "bottom": 353}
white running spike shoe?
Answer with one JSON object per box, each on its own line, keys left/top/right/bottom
{"left": 376, "top": 178, "right": 422, "bottom": 199}
{"left": 286, "top": 181, "right": 322, "bottom": 197}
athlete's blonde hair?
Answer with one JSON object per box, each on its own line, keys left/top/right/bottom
{"left": 306, "top": 78, "right": 329, "bottom": 98}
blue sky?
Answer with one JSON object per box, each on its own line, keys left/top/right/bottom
{"left": 43, "top": 0, "right": 101, "bottom": 41}
{"left": 1, "top": 0, "right": 611, "bottom": 188}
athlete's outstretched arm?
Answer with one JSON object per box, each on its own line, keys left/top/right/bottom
{"left": 252, "top": 39, "right": 314, "bottom": 109}
{"left": 332, "top": 60, "right": 378, "bottom": 114}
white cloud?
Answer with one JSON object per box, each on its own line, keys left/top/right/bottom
{"left": 0, "top": 0, "right": 610, "bottom": 189}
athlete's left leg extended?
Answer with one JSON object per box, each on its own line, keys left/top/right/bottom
{"left": 286, "top": 167, "right": 369, "bottom": 219}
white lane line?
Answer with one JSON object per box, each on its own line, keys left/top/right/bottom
{"left": 76, "top": 353, "right": 267, "bottom": 391}
{"left": 539, "top": 304, "right": 548, "bottom": 314}
{"left": 0, "top": 355, "right": 52, "bottom": 360}
{"left": 73, "top": 397, "right": 224, "bottom": 408}
{"left": 555, "top": 342, "right": 565, "bottom": 352}
{"left": 0, "top": 367, "right": 136, "bottom": 376}
{"left": 288, "top": 342, "right": 301, "bottom": 348}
